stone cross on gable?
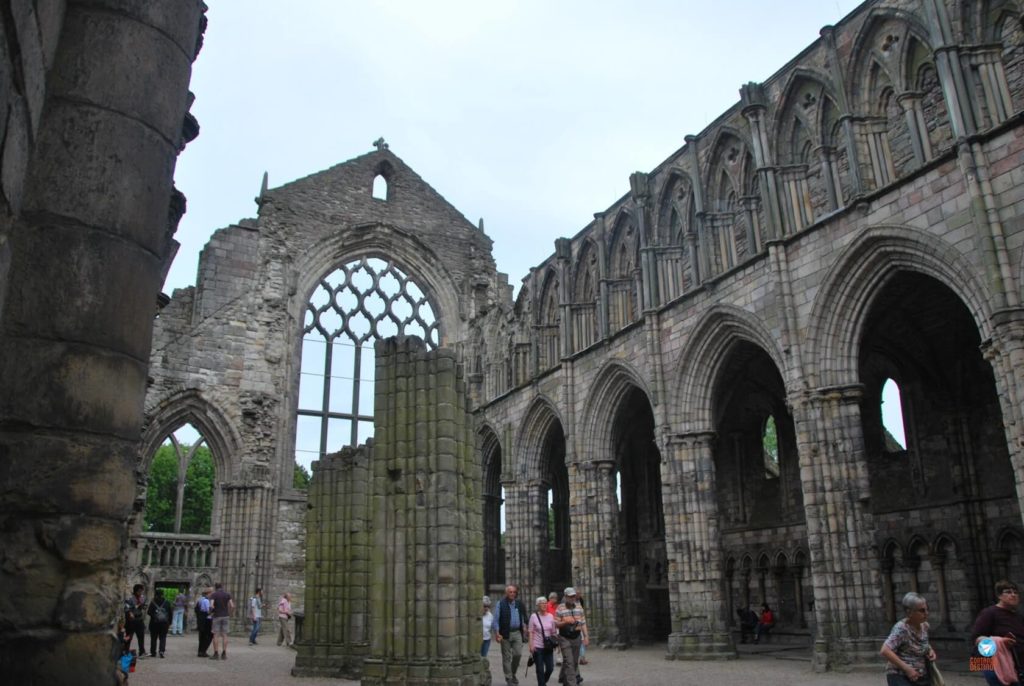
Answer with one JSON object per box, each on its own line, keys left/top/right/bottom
{"left": 373, "top": 137, "right": 389, "bottom": 152}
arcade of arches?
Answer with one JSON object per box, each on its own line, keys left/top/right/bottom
{"left": 127, "top": 0, "right": 1024, "bottom": 673}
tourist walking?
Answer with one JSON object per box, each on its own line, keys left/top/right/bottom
{"left": 172, "top": 590, "right": 187, "bottom": 635}
{"left": 123, "top": 584, "right": 147, "bottom": 658}
{"left": 481, "top": 595, "right": 494, "bottom": 657}
{"left": 249, "top": 587, "right": 263, "bottom": 645}
{"left": 880, "top": 591, "right": 937, "bottom": 686}
{"left": 527, "top": 596, "right": 557, "bottom": 686}
{"left": 971, "top": 579, "right": 1024, "bottom": 686}
{"left": 209, "top": 582, "right": 234, "bottom": 660}
{"left": 147, "top": 589, "right": 172, "bottom": 657}
{"left": 277, "top": 592, "right": 294, "bottom": 647}
{"left": 195, "top": 588, "right": 213, "bottom": 657}
{"left": 554, "top": 586, "right": 588, "bottom": 686}
{"left": 494, "top": 584, "right": 528, "bottom": 686}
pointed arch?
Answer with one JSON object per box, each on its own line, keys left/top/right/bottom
{"left": 773, "top": 69, "right": 839, "bottom": 159}
{"left": 141, "top": 388, "right": 240, "bottom": 481}
{"left": 294, "top": 222, "right": 461, "bottom": 346}
{"left": 537, "top": 266, "right": 560, "bottom": 325}
{"left": 705, "top": 127, "right": 752, "bottom": 212}
{"left": 516, "top": 395, "right": 565, "bottom": 479}
{"left": 674, "top": 305, "right": 789, "bottom": 432}
{"left": 849, "top": 7, "right": 935, "bottom": 107}
{"left": 572, "top": 239, "right": 599, "bottom": 304}
{"left": 608, "top": 208, "right": 639, "bottom": 277}
{"left": 655, "top": 168, "right": 694, "bottom": 245}
{"left": 805, "top": 225, "right": 994, "bottom": 389}
{"left": 578, "top": 360, "right": 656, "bottom": 463}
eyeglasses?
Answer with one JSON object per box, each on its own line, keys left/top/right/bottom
{"left": 1001, "top": 589, "right": 1019, "bottom": 596}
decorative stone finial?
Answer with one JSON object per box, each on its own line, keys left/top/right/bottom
{"left": 373, "top": 137, "right": 389, "bottom": 152}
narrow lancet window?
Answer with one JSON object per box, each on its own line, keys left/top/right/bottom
{"left": 372, "top": 174, "right": 388, "bottom": 200}
{"left": 881, "top": 377, "right": 907, "bottom": 451}
{"left": 763, "top": 415, "right": 780, "bottom": 478}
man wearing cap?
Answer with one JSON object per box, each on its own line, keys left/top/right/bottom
{"left": 494, "top": 584, "right": 528, "bottom": 685}
{"left": 554, "top": 587, "right": 588, "bottom": 685}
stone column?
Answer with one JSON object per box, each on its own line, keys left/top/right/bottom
{"left": 502, "top": 478, "right": 542, "bottom": 597}
{"left": 740, "top": 83, "right": 784, "bottom": 241}
{"left": 0, "top": 2, "right": 204, "bottom": 682}
{"left": 360, "top": 338, "right": 485, "bottom": 685}
{"left": 662, "top": 432, "right": 734, "bottom": 660}
{"left": 218, "top": 481, "right": 275, "bottom": 623}
{"left": 985, "top": 315, "right": 1024, "bottom": 535}
{"left": 569, "top": 459, "right": 623, "bottom": 645}
{"left": 791, "top": 386, "right": 885, "bottom": 671}
{"left": 896, "top": 92, "right": 931, "bottom": 165}
{"left": 294, "top": 446, "right": 373, "bottom": 679}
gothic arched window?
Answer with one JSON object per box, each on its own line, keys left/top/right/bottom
{"left": 296, "top": 256, "right": 438, "bottom": 464}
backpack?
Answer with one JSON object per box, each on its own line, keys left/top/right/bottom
{"left": 154, "top": 602, "right": 169, "bottom": 624}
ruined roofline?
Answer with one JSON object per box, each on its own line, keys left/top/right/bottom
{"left": 258, "top": 147, "right": 487, "bottom": 242}
{"left": 524, "top": 0, "right": 869, "bottom": 279}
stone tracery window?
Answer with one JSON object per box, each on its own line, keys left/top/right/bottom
{"left": 296, "top": 256, "right": 438, "bottom": 465}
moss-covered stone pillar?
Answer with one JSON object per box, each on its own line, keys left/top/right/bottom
{"left": 293, "top": 445, "right": 373, "bottom": 679}
{"left": 296, "top": 337, "right": 486, "bottom": 685}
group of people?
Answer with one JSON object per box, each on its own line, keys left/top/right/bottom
{"left": 736, "top": 603, "right": 775, "bottom": 644}
{"left": 117, "top": 582, "right": 296, "bottom": 681}
{"left": 482, "top": 584, "right": 589, "bottom": 686}
{"left": 880, "top": 579, "right": 1024, "bottom": 686}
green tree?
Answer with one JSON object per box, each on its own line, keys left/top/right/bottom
{"left": 294, "top": 462, "right": 312, "bottom": 490}
{"left": 144, "top": 445, "right": 178, "bottom": 532}
{"left": 181, "top": 447, "right": 214, "bottom": 534}
{"left": 144, "top": 444, "right": 214, "bottom": 534}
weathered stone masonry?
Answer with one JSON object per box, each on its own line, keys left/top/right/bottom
{"left": 0, "top": 1, "right": 205, "bottom": 683}
{"left": 296, "top": 338, "right": 485, "bottom": 684}
{"left": 134, "top": 0, "right": 1024, "bottom": 675}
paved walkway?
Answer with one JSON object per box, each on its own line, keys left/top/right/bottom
{"left": 128, "top": 634, "right": 986, "bottom": 685}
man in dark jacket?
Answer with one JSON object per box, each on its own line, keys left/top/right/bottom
{"left": 195, "top": 588, "right": 213, "bottom": 657}
{"left": 494, "top": 584, "right": 527, "bottom": 686}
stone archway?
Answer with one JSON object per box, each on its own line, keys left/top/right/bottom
{"left": 858, "top": 270, "right": 1017, "bottom": 629}
{"left": 711, "top": 340, "right": 809, "bottom": 643}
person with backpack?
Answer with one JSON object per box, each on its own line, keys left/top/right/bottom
{"left": 195, "top": 588, "right": 213, "bottom": 657}
{"left": 147, "top": 589, "right": 172, "bottom": 658}
{"left": 123, "top": 584, "right": 147, "bottom": 658}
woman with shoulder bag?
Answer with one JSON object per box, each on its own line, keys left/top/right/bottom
{"left": 527, "top": 596, "right": 557, "bottom": 685}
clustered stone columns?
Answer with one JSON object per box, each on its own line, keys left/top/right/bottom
{"left": 294, "top": 445, "right": 372, "bottom": 679}
{"left": 0, "top": 2, "right": 203, "bottom": 683}
{"left": 569, "top": 459, "right": 624, "bottom": 646}
{"left": 791, "top": 386, "right": 886, "bottom": 670}
{"left": 662, "top": 432, "right": 734, "bottom": 659}
{"left": 296, "top": 338, "right": 486, "bottom": 685}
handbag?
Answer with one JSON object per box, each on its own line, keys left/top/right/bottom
{"left": 535, "top": 612, "right": 558, "bottom": 651}
{"left": 927, "top": 660, "right": 945, "bottom": 686}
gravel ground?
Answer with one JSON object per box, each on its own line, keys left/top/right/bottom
{"left": 127, "top": 633, "right": 986, "bottom": 685}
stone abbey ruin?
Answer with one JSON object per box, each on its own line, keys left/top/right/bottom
{"left": 5, "top": 0, "right": 1024, "bottom": 683}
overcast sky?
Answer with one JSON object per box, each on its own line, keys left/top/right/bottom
{"left": 167, "top": 0, "right": 863, "bottom": 297}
